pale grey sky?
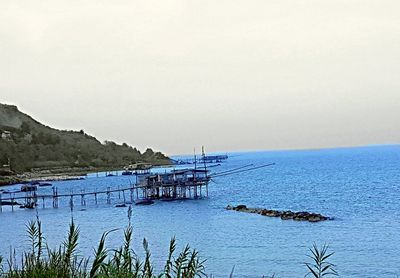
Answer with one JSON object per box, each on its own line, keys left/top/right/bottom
{"left": 1, "top": 0, "right": 399, "bottom": 154}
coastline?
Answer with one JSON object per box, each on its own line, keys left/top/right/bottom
{"left": 0, "top": 160, "right": 172, "bottom": 187}
{"left": 0, "top": 166, "right": 127, "bottom": 187}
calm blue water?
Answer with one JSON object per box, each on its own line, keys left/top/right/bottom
{"left": 1, "top": 145, "right": 400, "bottom": 277}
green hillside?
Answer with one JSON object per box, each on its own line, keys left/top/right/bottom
{"left": 0, "top": 103, "right": 170, "bottom": 175}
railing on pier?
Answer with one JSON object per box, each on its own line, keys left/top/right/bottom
{"left": 0, "top": 184, "right": 136, "bottom": 212}
{"left": 0, "top": 179, "right": 211, "bottom": 212}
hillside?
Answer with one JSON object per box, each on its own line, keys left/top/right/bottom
{"left": 0, "top": 103, "right": 170, "bottom": 176}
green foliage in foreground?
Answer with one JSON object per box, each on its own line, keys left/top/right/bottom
{"left": 0, "top": 210, "right": 338, "bottom": 277}
{"left": 1, "top": 211, "right": 206, "bottom": 278}
{"left": 305, "top": 243, "right": 337, "bottom": 278}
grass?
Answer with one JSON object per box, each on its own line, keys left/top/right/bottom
{"left": 0, "top": 207, "right": 206, "bottom": 278}
{"left": 0, "top": 207, "right": 338, "bottom": 277}
{"left": 304, "top": 244, "right": 337, "bottom": 278}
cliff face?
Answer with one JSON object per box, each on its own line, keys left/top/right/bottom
{"left": 0, "top": 104, "right": 25, "bottom": 129}
{"left": 0, "top": 103, "right": 170, "bottom": 174}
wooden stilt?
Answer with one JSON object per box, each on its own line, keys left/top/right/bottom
{"left": 130, "top": 188, "right": 134, "bottom": 202}
{"left": 81, "top": 193, "right": 85, "bottom": 206}
{"left": 69, "top": 195, "right": 74, "bottom": 210}
{"left": 106, "top": 187, "right": 111, "bottom": 204}
{"left": 55, "top": 188, "right": 59, "bottom": 208}
{"left": 52, "top": 188, "right": 55, "bottom": 208}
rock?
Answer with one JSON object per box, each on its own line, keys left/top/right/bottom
{"left": 308, "top": 216, "right": 322, "bottom": 222}
{"left": 280, "top": 211, "right": 294, "bottom": 220}
{"left": 226, "top": 204, "right": 330, "bottom": 223}
{"left": 269, "top": 211, "right": 282, "bottom": 217}
{"left": 235, "top": 205, "right": 247, "bottom": 210}
{"left": 281, "top": 214, "right": 294, "bottom": 220}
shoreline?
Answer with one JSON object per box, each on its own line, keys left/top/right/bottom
{"left": 0, "top": 162, "right": 172, "bottom": 187}
{"left": 0, "top": 166, "right": 127, "bottom": 187}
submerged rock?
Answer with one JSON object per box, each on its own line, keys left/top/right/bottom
{"left": 226, "top": 204, "right": 330, "bottom": 223}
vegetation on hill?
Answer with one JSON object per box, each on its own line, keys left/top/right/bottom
{"left": 0, "top": 103, "right": 170, "bottom": 174}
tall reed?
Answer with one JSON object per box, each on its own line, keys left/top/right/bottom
{"left": 0, "top": 207, "right": 340, "bottom": 277}
{"left": 0, "top": 206, "right": 206, "bottom": 278}
{"left": 304, "top": 243, "right": 338, "bottom": 277}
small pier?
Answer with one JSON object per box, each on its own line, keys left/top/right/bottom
{"left": 0, "top": 154, "right": 275, "bottom": 212}
{"left": 134, "top": 169, "right": 210, "bottom": 201}
{"left": 0, "top": 168, "right": 211, "bottom": 211}
{"left": 171, "top": 154, "right": 228, "bottom": 165}
{"left": 0, "top": 185, "right": 137, "bottom": 212}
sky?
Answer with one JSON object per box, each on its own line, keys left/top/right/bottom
{"left": 1, "top": 0, "right": 399, "bottom": 155}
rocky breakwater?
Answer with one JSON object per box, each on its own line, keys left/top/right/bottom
{"left": 226, "top": 205, "right": 331, "bottom": 223}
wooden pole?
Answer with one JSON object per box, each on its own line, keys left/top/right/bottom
{"left": 70, "top": 195, "right": 74, "bottom": 210}
{"left": 11, "top": 194, "right": 14, "bottom": 212}
{"left": 107, "top": 187, "right": 111, "bottom": 204}
{"left": 81, "top": 194, "right": 85, "bottom": 206}
{"left": 55, "top": 188, "right": 59, "bottom": 208}
{"left": 52, "top": 187, "right": 55, "bottom": 208}
{"left": 202, "top": 146, "right": 209, "bottom": 198}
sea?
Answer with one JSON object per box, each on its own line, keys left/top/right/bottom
{"left": 0, "top": 145, "right": 399, "bottom": 277}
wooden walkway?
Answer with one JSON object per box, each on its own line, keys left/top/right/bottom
{"left": 0, "top": 182, "right": 209, "bottom": 212}
{"left": 0, "top": 163, "right": 274, "bottom": 213}
{"left": 0, "top": 184, "right": 136, "bottom": 212}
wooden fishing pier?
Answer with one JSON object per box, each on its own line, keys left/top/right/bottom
{"left": 134, "top": 169, "right": 210, "bottom": 201}
{"left": 0, "top": 168, "right": 213, "bottom": 211}
{"left": 0, "top": 184, "right": 138, "bottom": 212}
{"left": 0, "top": 157, "right": 274, "bottom": 212}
